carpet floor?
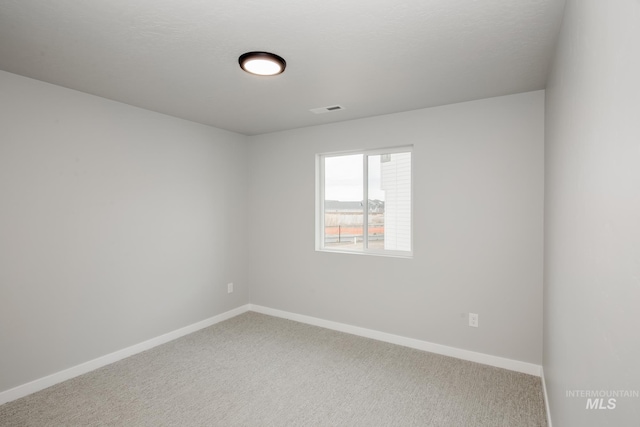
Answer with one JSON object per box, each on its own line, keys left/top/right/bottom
{"left": 0, "top": 312, "right": 547, "bottom": 426}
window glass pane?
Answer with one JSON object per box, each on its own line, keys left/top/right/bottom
{"left": 371, "top": 152, "right": 412, "bottom": 251}
{"left": 367, "top": 155, "right": 385, "bottom": 250}
{"left": 324, "top": 154, "right": 363, "bottom": 249}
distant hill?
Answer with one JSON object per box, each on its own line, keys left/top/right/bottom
{"left": 325, "top": 200, "right": 384, "bottom": 213}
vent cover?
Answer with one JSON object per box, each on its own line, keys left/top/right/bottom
{"left": 310, "top": 105, "right": 345, "bottom": 114}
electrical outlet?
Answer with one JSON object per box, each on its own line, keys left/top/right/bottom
{"left": 469, "top": 313, "right": 478, "bottom": 327}
{"left": 227, "top": 282, "right": 234, "bottom": 294}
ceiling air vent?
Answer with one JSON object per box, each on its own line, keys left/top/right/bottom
{"left": 310, "top": 105, "right": 345, "bottom": 114}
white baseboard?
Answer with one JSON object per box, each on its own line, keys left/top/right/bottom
{"left": 1, "top": 303, "right": 543, "bottom": 406}
{"left": 0, "top": 304, "right": 251, "bottom": 406}
{"left": 249, "top": 304, "right": 542, "bottom": 377}
{"left": 541, "top": 366, "right": 553, "bottom": 427}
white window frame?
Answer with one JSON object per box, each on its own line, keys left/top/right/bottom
{"left": 316, "top": 146, "right": 413, "bottom": 258}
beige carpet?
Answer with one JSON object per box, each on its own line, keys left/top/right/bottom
{"left": 0, "top": 312, "right": 547, "bottom": 426}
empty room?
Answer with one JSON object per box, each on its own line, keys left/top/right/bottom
{"left": 0, "top": 0, "right": 638, "bottom": 426}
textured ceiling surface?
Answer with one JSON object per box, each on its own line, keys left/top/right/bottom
{"left": 0, "top": 0, "right": 566, "bottom": 135}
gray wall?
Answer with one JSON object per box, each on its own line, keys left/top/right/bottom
{"left": 544, "top": 1, "right": 640, "bottom": 425}
{"left": 248, "top": 91, "right": 544, "bottom": 364}
{"left": 0, "top": 71, "right": 249, "bottom": 393}
{"left": 0, "top": 71, "right": 546, "bottom": 397}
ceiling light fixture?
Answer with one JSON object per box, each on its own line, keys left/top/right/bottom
{"left": 239, "top": 51, "right": 286, "bottom": 76}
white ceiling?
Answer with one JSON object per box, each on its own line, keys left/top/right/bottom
{"left": 0, "top": 0, "right": 566, "bottom": 136}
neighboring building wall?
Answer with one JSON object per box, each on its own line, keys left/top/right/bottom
{"left": 381, "top": 152, "right": 412, "bottom": 251}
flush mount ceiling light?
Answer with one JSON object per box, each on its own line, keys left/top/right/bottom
{"left": 239, "top": 51, "right": 286, "bottom": 76}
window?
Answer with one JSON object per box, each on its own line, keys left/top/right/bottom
{"left": 317, "top": 146, "right": 412, "bottom": 257}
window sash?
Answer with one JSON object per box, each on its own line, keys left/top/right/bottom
{"left": 317, "top": 146, "right": 412, "bottom": 257}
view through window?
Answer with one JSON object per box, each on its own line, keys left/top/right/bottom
{"left": 319, "top": 147, "right": 412, "bottom": 255}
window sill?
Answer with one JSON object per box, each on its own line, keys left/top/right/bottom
{"left": 316, "top": 248, "right": 413, "bottom": 259}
